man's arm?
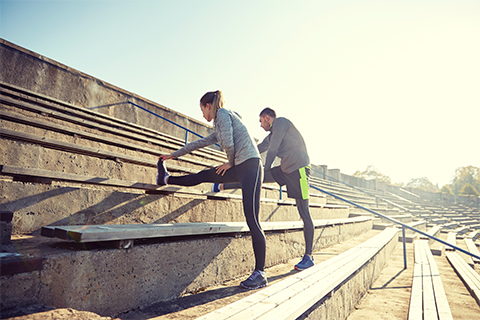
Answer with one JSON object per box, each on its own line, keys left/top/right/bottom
{"left": 257, "top": 135, "right": 270, "bottom": 154}
{"left": 264, "top": 119, "right": 289, "bottom": 170}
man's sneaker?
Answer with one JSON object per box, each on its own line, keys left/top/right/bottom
{"left": 294, "top": 255, "right": 314, "bottom": 271}
{"left": 240, "top": 270, "right": 267, "bottom": 290}
{"left": 156, "top": 158, "right": 169, "bottom": 186}
{"left": 211, "top": 183, "right": 221, "bottom": 192}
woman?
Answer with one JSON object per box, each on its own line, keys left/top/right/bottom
{"left": 157, "top": 90, "right": 266, "bottom": 290}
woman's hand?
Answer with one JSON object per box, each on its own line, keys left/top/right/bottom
{"left": 216, "top": 162, "right": 232, "bottom": 176}
{"left": 159, "top": 154, "right": 174, "bottom": 161}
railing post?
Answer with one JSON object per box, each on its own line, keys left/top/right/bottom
{"left": 402, "top": 225, "right": 407, "bottom": 269}
{"left": 279, "top": 187, "right": 282, "bottom": 200}
{"left": 184, "top": 131, "right": 188, "bottom": 146}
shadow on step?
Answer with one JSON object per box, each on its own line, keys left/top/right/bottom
{"left": 115, "top": 269, "right": 298, "bottom": 320}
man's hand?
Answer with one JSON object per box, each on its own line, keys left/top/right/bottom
{"left": 216, "top": 163, "right": 232, "bottom": 176}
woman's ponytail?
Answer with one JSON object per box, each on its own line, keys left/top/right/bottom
{"left": 200, "top": 90, "right": 224, "bottom": 111}
{"left": 212, "top": 90, "right": 224, "bottom": 111}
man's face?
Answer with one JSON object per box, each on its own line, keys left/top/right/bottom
{"left": 259, "top": 115, "right": 271, "bottom": 131}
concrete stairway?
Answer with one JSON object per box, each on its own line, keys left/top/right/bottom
{"left": 1, "top": 83, "right": 479, "bottom": 319}
{"left": 0, "top": 83, "right": 377, "bottom": 317}
{"left": 2, "top": 39, "right": 480, "bottom": 319}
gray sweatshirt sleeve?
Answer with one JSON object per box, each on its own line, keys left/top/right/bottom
{"left": 264, "top": 118, "right": 289, "bottom": 171}
{"left": 215, "top": 109, "right": 235, "bottom": 166}
{"left": 257, "top": 135, "right": 270, "bottom": 154}
{"left": 171, "top": 132, "right": 218, "bottom": 158}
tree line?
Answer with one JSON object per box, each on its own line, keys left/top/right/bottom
{"left": 352, "top": 165, "right": 480, "bottom": 196}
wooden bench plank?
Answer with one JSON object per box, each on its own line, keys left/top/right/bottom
{"left": 42, "top": 217, "right": 371, "bottom": 243}
{"left": 424, "top": 240, "right": 454, "bottom": 320}
{"left": 422, "top": 262, "right": 438, "bottom": 320}
{"left": 196, "top": 228, "right": 397, "bottom": 320}
{"left": 420, "top": 225, "right": 442, "bottom": 242}
{"left": 446, "top": 252, "right": 480, "bottom": 305}
{"left": 197, "top": 236, "right": 385, "bottom": 319}
{"left": 465, "top": 238, "right": 480, "bottom": 264}
{"left": 253, "top": 230, "right": 398, "bottom": 320}
{"left": 468, "top": 230, "right": 480, "bottom": 240}
{"left": 256, "top": 249, "right": 383, "bottom": 320}
{"left": 410, "top": 240, "right": 454, "bottom": 320}
{"left": 408, "top": 263, "right": 423, "bottom": 320}
{"left": 446, "top": 232, "right": 457, "bottom": 251}
{"left": 205, "top": 246, "right": 380, "bottom": 320}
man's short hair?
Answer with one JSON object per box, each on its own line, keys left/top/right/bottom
{"left": 259, "top": 107, "right": 276, "bottom": 118}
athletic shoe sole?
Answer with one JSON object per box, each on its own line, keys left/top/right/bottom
{"left": 240, "top": 282, "right": 267, "bottom": 290}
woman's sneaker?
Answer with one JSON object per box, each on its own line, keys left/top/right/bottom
{"left": 211, "top": 183, "right": 221, "bottom": 192}
{"left": 294, "top": 255, "right": 314, "bottom": 270}
{"left": 156, "top": 158, "right": 169, "bottom": 186}
{"left": 240, "top": 270, "right": 267, "bottom": 290}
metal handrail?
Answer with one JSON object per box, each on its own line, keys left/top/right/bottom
{"left": 309, "top": 169, "right": 480, "bottom": 264}
{"left": 310, "top": 184, "right": 480, "bottom": 265}
{"left": 311, "top": 168, "right": 384, "bottom": 202}
{"left": 127, "top": 101, "right": 220, "bottom": 147}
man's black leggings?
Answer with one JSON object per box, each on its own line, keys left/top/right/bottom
{"left": 168, "top": 158, "right": 266, "bottom": 271}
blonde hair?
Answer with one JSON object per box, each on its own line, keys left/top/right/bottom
{"left": 200, "top": 90, "right": 225, "bottom": 111}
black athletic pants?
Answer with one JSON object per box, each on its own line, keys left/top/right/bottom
{"left": 168, "top": 158, "right": 266, "bottom": 271}
{"left": 224, "top": 169, "right": 314, "bottom": 256}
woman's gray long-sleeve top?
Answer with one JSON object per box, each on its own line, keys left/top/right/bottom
{"left": 171, "top": 108, "right": 260, "bottom": 166}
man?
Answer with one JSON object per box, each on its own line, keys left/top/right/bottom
{"left": 213, "top": 107, "right": 315, "bottom": 270}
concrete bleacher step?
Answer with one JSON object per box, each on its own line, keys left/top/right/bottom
{"left": 0, "top": 84, "right": 227, "bottom": 162}
{"left": 0, "top": 107, "right": 221, "bottom": 170}
{"left": 0, "top": 90, "right": 226, "bottom": 173}
{"left": 0, "top": 164, "right": 330, "bottom": 208}
{"left": 2, "top": 216, "right": 374, "bottom": 315}
{"left": 372, "top": 222, "right": 394, "bottom": 230}
{"left": 309, "top": 177, "right": 382, "bottom": 207}
{"left": 3, "top": 41, "right": 480, "bottom": 320}
{"left": 0, "top": 128, "right": 199, "bottom": 174}
{"left": 195, "top": 228, "right": 399, "bottom": 320}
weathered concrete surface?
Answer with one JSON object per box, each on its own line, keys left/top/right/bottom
{"left": 1, "top": 221, "right": 13, "bottom": 245}
{"left": 115, "top": 229, "right": 389, "bottom": 320}
{"left": 5, "top": 308, "right": 118, "bottom": 320}
{"left": 346, "top": 231, "right": 480, "bottom": 320}
{"left": 0, "top": 101, "right": 332, "bottom": 234}
{"left": 0, "top": 219, "right": 371, "bottom": 316}
{"left": 0, "top": 180, "right": 347, "bottom": 235}
{"left": 301, "top": 228, "right": 398, "bottom": 320}
{"left": 0, "top": 39, "right": 214, "bottom": 143}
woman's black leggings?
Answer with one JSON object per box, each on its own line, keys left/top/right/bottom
{"left": 168, "top": 158, "right": 266, "bottom": 271}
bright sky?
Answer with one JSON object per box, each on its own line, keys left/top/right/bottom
{"left": 1, "top": 0, "right": 479, "bottom": 188}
